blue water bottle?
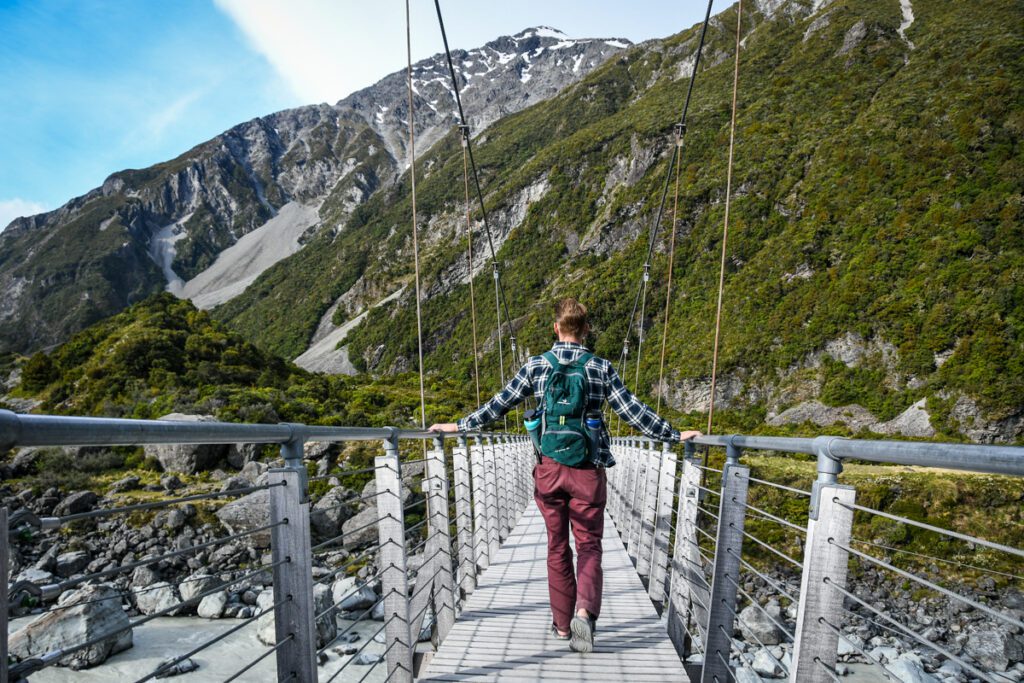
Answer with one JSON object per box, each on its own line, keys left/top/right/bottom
{"left": 524, "top": 408, "right": 543, "bottom": 454}
{"left": 584, "top": 411, "right": 603, "bottom": 461}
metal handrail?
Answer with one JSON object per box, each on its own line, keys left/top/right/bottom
{"left": 688, "top": 433, "right": 1024, "bottom": 476}
{"left": 0, "top": 409, "right": 496, "bottom": 449}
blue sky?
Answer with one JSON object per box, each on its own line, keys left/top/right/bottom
{"left": 0, "top": 1, "right": 710, "bottom": 230}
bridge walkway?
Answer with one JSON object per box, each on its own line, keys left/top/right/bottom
{"left": 421, "top": 504, "right": 686, "bottom": 681}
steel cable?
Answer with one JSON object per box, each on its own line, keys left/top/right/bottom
{"left": 824, "top": 577, "right": 998, "bottom": 683}
{"left": 136, "top": 596, "right": 291, "bottom": 683}
{"left": 222, "top": 633, "right": 293, "bottom": 683}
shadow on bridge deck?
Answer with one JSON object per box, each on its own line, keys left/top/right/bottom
{"left": 421, "top": 506, "right": 685, "bottom": 681}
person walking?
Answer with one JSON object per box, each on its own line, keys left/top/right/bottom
{"left": 430, "top": 297, "right": 701, "bottom": 653}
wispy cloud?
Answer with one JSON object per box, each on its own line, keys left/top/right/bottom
{"left": 212, "top": 0, "right": 413, "bottom": 104}
{"left": 0, "top": 198, "right": 48, "bottom": 233}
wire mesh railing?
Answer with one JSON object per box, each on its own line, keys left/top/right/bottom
{"left": 0, "top": 409, "right": 534, "bottom": 682}
{"left": 609, "top": 434, "right": 1024, "bottom": 683}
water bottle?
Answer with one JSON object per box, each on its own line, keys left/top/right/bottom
{"left": 584, "top": 411, "right": 603, "bottom": 460}
{"left": 524, "top": 408, "right": 543, "bottom": 454}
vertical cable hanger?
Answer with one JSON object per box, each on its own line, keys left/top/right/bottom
{"left": 707, "top": 0, "right": 743, "bottom": 438}
{"left": 433, "top": 0, "right": 523, "bottom": 372}
{"left": 459, "top": 125, "right": 482, "bottom": 407}
{"left": 619, "top": 0, "right": 715, "bottom": 406}
{"left": 405, "top": 0, "right": 428, "bottom": 435}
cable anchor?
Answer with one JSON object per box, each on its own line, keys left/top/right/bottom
{"left": 674, "top": 122, "right": 686, "bottom": 146}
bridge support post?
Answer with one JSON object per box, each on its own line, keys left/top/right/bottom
{"left": 668, "top": 441, "right": 709, "bottom": 666}
{"left": 648, "top": 442, "right": 677, "bottom": 607}
{"left": 483, "top": 436, "right": 500, "bottom": 559}
{"left": 269, "top": 439, "right": 318, "bottom": 683}
{"left": 701, "top": 439, "right": 748, "bottom": 683}
{"left": 790, "top": 439, "right": 855, "bottom": 682}
{"left": 499, "top": 435, "right": 512, "bottom": 538}
{"left": 622, "top": 438, "right": 638, "bottom": 561}
{"left": 376, "top": 434, "right": 413, "bottom": 682}
{"left": 469, "top": 437, "right": 490, "bottom": 570}
{"left": 453, "top": 436, "right": 476, "bottom": 596}
{"left": 637, "top": 439, "right": 663, "bottom": 579}
{"left": 426, "top": 437, "right": 456, "bottom": 642}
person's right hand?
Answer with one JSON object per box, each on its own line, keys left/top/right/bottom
{"left": 679, "top": 430, "right": 703, "bottom": 441}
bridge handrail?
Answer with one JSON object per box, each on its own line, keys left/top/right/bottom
{"left": 608, "top": 434, "right": 1022, "bottom": 683}
{"left": 690, "top": 433, "right": 1024, "bottom": 476}
{"left": 0, "top": 408, "right": 533, "bottom": 683}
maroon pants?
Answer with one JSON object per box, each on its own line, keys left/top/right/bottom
{"left": 533, "top": 456, "right": 607, "bottom": 632}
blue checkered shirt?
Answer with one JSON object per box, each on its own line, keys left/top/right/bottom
{"left": 457, "top": 341, "right": 681, "bottom": 466}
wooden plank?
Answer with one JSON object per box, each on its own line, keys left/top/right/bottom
{"left": 422, "top": 499, "right": 687, "bottom": 681}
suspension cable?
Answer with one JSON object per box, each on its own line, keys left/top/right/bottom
{"left": 617, "top": 0, "right": 714, "bottom": 402}
{"left": 460, "top": 127, "right": 482, "bottom": 406}
{"left": 433, "top": 0, "right": 522, "bottom": 371}
{"left": 707, "top": 0, "right": 743, "bottom": 435}
{"left": 405, "top": 0, "right": 427, "bottom": 433}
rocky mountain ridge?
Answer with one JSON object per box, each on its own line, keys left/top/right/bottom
{"left": 0, "top": 27, "right": 628, "bottom": 353}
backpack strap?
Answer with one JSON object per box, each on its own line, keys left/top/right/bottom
{"left": 571, "top": 352, "right": 594, "bottom": 368}
{"left": 541, "top": 351, "right": 560, "bottom": 368}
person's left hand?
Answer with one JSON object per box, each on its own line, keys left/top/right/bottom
{"left": 428, "top": 423, "right": 459, "bottom": 433}
{"left": 679, "top": 430, "right": 703, "bottom": 441}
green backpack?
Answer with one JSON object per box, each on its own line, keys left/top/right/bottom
{"left": 539, "top": 351, "right": 594, "bottom": 467}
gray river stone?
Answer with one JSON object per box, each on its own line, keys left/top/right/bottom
{"left": 10, "top": 585, "right": 132, "bottom": 669}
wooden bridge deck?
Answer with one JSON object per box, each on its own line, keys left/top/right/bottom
{"left": 421, "top": 505, "right": 686, "bottom": 681}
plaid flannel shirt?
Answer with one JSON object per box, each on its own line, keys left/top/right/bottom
{"left": 456, "top": 341, "right": 682, "bottom": 467}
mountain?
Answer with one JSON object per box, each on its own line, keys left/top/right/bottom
{"left": 4, "top": 0, "right": 1023, "bottom": 444}
{"left": 215, "top": 0, "right": 1024, "bottom": 442}
{"left": 0, "top": 27, "right": 628, "bottom": 353}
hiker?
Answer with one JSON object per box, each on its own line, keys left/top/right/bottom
{"left": 429, "top": 297, "right": 701, "bottom": 653}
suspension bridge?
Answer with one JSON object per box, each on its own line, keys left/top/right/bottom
{"left": 1, "top": 409, "right": 1022, "bottom": 682}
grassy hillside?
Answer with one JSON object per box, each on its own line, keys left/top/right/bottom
{"left": 211, "top": 0, "right": 1023, "bottom": 440}
{"left": 6, "top": 293, "right": 475, "bottom": 428}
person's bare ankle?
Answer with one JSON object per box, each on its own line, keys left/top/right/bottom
{"left": 576, "top": 609, "right": 589, "bottom": 619}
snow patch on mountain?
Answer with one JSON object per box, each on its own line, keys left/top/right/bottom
{"left": 150, "top": 214, "right": 193, "bottom": 295}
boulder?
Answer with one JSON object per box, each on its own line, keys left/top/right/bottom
{"left": 311, "top": 487, "right": 356, "bottom": 539}
{"left": 197, "top": 591, "right": 228, "bottom": 619}
{"left": 9, "top": 584, "right": 132, "bottom": 669}
{"left": 965, "top": 627, "right": 1023, "bottom": 672}
{"left": 215, "top": 489, "right": 272, "bottom": 547}
{"left": 109, "top": 475, "right": 141, "bottom": 493}
{"left": 179, "top": 574, "right": 220, "bottom": 604}
{"left": 256, "top": 590, "right": 277, "bottom": 645}
{"left": 734, "top": 668, "right": 764, "bottom": 683}
{"left": 887, "top": 653, "right": 939, "bottom": 683}
{"left": 131, "top": 565, "right": 160, "bottom": 589}
{"left": 55, "top": 551, "right": 91, "bottom": 578}
{"left": 53, "top": 490, "right": 99, "bottom": 517}
{"left": 341, "top": 506, "right": 380, "bottom": 550}
{"left": 160, "top": 475, "right": 184, "bottom": 491}
{"left": 333, "top": 577, "right": 377, "bottom": 612}
{"left": 134, "top": 582, "right": 179, "bottom": 616}
{"left": 240, "top": 460, "right": 269, "bottom": 482}
{"left": 227, "top": 443, "right": 260, "bottom": 469}
{"left": 219, "top": 476, "right": 252, "bottom": 493}
{"left": 737, "top": 601, "right": 783, "bottom": 646}
{"left": 143, "top": 414, "right": 227, "bottom": 473}
{"left": 153, "top": 657, "right": 199, "bottom": 678}
{"left": 314, "top": 583, "right": 337, "bottom": 647}
{"left": 751, "top": 648, "right": 781, "bottom": 677}
{"left": 5, "top": 448, "right": 41, "bottom": 477}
